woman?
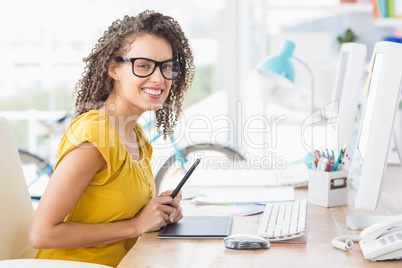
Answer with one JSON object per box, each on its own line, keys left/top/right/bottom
{"left": 29, "top": 11, "right": 194, "bottom": 267}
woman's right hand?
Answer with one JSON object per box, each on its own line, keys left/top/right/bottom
{"left": 131, "top": 195, "right": 182, "bottom": 234}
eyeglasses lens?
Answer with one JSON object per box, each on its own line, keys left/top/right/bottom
{"left": 133, "top": 59, "right": 180, "bottom": 79}
{"left": 162, "top": 62, "right": 181, "bottom": 79}
{"left": 133, "top": 59, "right": 155, "bottom": 77}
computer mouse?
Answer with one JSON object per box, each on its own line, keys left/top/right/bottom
{"left": 224, "top": 234, "right": 270, "bottom": 250}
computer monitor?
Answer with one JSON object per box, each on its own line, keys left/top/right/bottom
{"left": 326, "top": 42, "right": 367, "bottom": 155}
{"left": 347, "top": 41, "right": 402, "bottom": 228}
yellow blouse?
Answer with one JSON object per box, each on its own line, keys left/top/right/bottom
{"left": 35, "top": 110, "right": 156, "bottom": 267}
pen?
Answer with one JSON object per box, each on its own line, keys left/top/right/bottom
{"left": 320, "top": 157, "right": 328, "bottom": 172}
{"left": 338, "top": 161, "right": 344, "bottom": 171}
{"left": 321, "top": 147, "right": 325, "bottom": 158}
{"left": 171, "top": 158, "right": 201, "bottom": 199}
{"left": 314, "top": 151, "right": 318, "bottom": 166}
{"left": 332, "top": 149, "right": 343, "bottom": 171}
{"left": 326, "top": 155, "right": 333, "bottom": 171}
{"left": 330, "top": 155, "right": 335, "bottom": 171}
{"left": 311, "top": 160, "right": 317, "bottom": 170}
{"left": 340, "top": 145, "right": 347, "bottom": 160}
{"left": 317, "top": 157, "right": 322, "bottom": 171}
{"left": 341, "top": 149, "right": 347, "bottom": 162}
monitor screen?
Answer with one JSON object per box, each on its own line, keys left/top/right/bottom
{"left": 348, "top": 41, "right": 402, "bottom": 217}
{"left": 326, "top": 43, "right": 366, "bottom": 155}
{"left": 333, "top": 51, "right": 349, "bottom": 102}
{"left": 357, "top": 53, "right": 383, "bottom": 161}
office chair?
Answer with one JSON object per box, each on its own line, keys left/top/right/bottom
{"left": 0, "top": 116, "right": 111, "bottom": 267}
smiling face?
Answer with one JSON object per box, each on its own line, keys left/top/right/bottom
{"left": 108, "top": 34, "right": 173, "bottom": 115}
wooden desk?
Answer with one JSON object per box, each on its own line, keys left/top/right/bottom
{"left": 118, "top": 166, "right": 402, "bottom": 268}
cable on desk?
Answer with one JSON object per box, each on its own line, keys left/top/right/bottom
{"left": 332, "top": 235, "right": 361, "bottom": 251}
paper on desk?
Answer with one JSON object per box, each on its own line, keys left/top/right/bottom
{"left": 193, "top": 186, "right": 294, "bottom": 205}
{"left": 188, "top": 168, "right": 278, "bottom": 187}
{"left": 195, "top": 203, "right": 266, "bottom": 217}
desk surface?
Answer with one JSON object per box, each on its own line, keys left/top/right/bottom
{"left": 117, "top": 166, "right": 402, "bottom": 268}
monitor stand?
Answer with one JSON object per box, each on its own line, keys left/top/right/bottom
{"left": 346, "top": 191, "right": 397, "bottom": 230}
{"left": 387, "top": 130, "right": 402, "bottom": 165}
{"left": 347, "top": 131, "right": 401, "bottom": 230}
{"left": 346, "top": 215, "right": 393, "bottom": 230}
{"left": 393, "top": 129, "right": 402, "bottom": 166}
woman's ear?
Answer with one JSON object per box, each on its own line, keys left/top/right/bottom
{"left": 108, "top": 62, "right": 119, "bottom": 80}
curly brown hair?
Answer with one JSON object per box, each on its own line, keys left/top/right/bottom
{"left": 74, "top": 10, "right": 195, "bottom": 138}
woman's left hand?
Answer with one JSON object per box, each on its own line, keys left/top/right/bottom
{"left": 159, "top": 190, "right": 183, "bottom": 223}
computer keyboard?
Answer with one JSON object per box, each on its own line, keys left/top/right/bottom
{"left": 274, "top": 163, "right": 309, "bottom": 188}
{"left": 257, "top": 199, "right": 308, "bottom": 241}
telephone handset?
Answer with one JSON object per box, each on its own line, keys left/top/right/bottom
{"left": 332, "top": 214, "right": 402, "bottom": 261}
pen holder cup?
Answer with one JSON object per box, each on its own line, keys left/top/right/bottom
{"left": 308, "top": 170, "right": 348, "bottom": 208}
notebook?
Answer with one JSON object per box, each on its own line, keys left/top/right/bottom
{"left": 157, "top": 216, "right": 233, "bottom": 239}
{"left": 193, "top": 187, "right": 294, "bottom": 205}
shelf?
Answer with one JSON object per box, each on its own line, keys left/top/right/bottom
{"left": 374, "top": 18, "right": 402, "bottom": 28}
{"left": 266, "top": 3, "right": 373, "bottom": 13}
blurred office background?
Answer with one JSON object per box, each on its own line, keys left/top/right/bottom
{"left": 0, "top": 0, "right": 399, "bottom": 165}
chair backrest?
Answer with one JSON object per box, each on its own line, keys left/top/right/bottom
{"left": 0, "top": 116, "right": 35, "bottom": 259}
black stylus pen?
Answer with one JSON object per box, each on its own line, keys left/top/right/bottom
{"left": 170, "top": 158, "right": 201, "bottom": 199}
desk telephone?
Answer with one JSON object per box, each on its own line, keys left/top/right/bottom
{"left": 332, "top": 215, "right": 402, "bottom": 261}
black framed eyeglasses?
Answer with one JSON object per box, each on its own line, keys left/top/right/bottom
{"left": 116, "top": 56, "right": 183, "bottom": 80}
